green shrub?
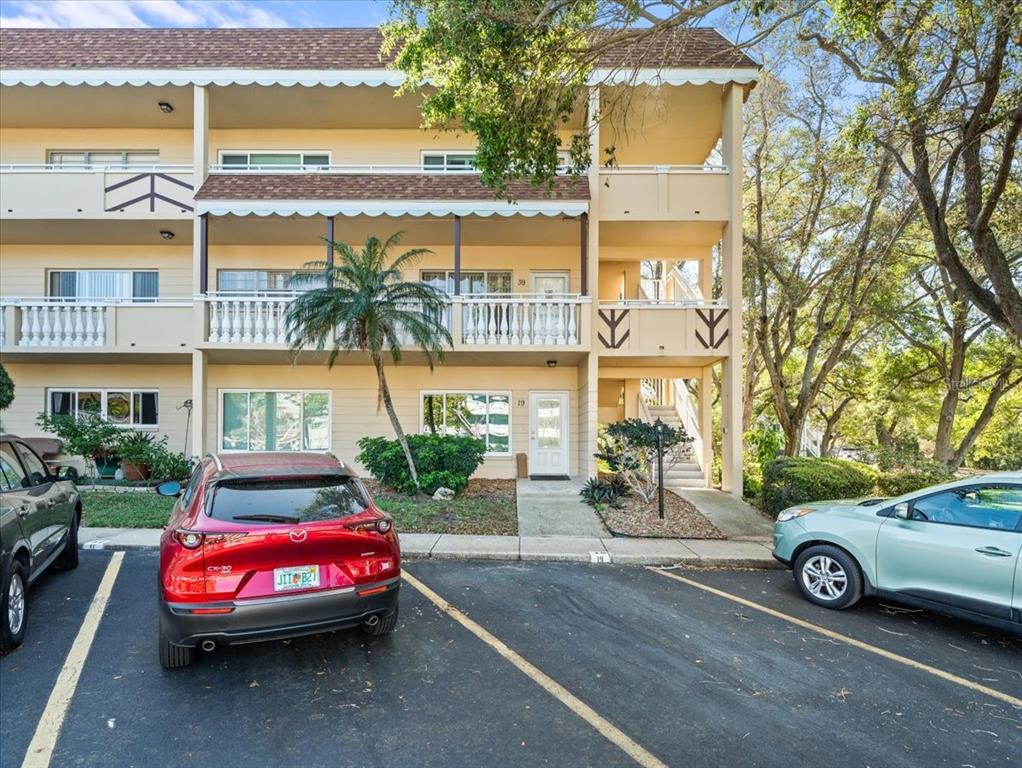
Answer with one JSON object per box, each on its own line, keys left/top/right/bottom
{"left": 0, "top": 363, "right": 14, "bottom": 410}
{"left": 36, "top": 411, "right": 120, "bottom": 475}
{"left": 357, "top": 433, "right": 486, "bottom": 495}
{"left": 594, "top": 418, "right": 691, "bottom": 503}
{"left": 761, "top": 457, "right": 877, "bottom": 515}
{"left": 580, "top": 476, "right": 630, "bottom": 508}
{"left": 876, "top": 464, "right": 954, "bottom": 497}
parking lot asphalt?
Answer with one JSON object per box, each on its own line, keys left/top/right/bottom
{"left": 1, "top": 552, "right": 1020, "bottom": 768}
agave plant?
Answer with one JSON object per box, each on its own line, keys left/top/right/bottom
{"left": 285, "top": 233, "right": 452, "bottom": 489}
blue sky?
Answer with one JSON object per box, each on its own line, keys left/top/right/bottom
{"left": 0, "top": 1, "right": 393, "bottom": 28}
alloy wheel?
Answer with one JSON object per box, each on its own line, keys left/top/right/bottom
{"left": 800, "top": 555, "right": 848, "bottom": 601}
{"left": 8, "top": 572, "right": 25, "bottom": 635}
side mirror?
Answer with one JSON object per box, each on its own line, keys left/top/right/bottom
{"left": 155, "top": 480, "right": 182, "bottom": 497}
{"left": 893, "top": 502, "right": 910, "bottom": 520}
{"left": 56, "top": 466, "right": 80, "bottom": 484}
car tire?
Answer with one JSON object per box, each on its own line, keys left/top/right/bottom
{"left": 52, "top": 510, "right": 80, "bottom": 572}
{"left": 793, "top": 544, "right": 863, "bottom": 610}
{"left": 362, "top": 606, "right": 398, "bottom": 637}
{"left": 159, "top": 629, "right": 195, "bottom": 669}
{"left": 1, "top": 558, "right": 29, "bottom": 653}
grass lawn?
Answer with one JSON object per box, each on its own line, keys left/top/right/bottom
{"left": 80, "top": 490, "right": 174, "bottom": 529}
{"left": 78, "top": 479, "right": 518, "bottom": 535}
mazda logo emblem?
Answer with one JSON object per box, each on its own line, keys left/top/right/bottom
{"left": 289, "top": 529, "right": 308, "bottom": 543}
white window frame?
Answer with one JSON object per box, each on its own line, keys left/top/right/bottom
{"left": 47, "top": 268, "right": 159, "bottom": 302}
{"left": 420, "top": 269, "right": 513, "bottom": 295}
{"left": 47, "top": 388, "right": 160, "bottom": 429}
{"left": 46, "top": 150, "right": 161, "bottom": 168}
{"left": 217, "top": 150, "right": 332, "bottom": 170}
{"left": 218, "top": 389, "right": 332, "bottom": 453}
{"left": 419, "top": 390, "right": 512, "bottom": 456}
{"left": 420, "top": 150, "right": 572, "bottom": 173}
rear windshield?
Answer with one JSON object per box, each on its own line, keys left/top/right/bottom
{"left": 208, "top": 476, "right": 369, "bottom": 524}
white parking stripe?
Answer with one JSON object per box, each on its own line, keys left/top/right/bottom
{"left": 403, "top": 571, "right": 668, "bottom": 768}
{"left": 649, "top": 567, "right": 1022, "bottom": 710}
{"left": 22, "top": 552, "right": 124, "bottom": 768}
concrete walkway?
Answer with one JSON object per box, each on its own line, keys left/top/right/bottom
{"left": 515, "top": 477, "right": 608, "bottom": 537}
{"left": 79, "top": 527, "right": 780, "bottom": 568}
{"left": 674, "top": 488, "right": 775, "bottom": 538}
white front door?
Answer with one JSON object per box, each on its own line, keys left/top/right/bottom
{"left": 532, "top": 272, "right": 569, "bottom": 295}
{"left": 529, "top": 391, "right": 570, "bottom": 476}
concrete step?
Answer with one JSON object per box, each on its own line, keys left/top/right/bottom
{"left": 663, "top": 477, "right": 709, "bottom": 488}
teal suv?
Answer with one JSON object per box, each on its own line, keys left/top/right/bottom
{"left": 772, "top": 472, "right": 1022, "bottom": 633}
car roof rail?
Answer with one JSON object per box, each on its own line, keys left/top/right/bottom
{"left": 206, "top": 452, "right": 224, "bottom": 471}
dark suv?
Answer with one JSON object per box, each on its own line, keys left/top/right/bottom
{"left": 0, "top": 434, "right": 81, "bottom": 652}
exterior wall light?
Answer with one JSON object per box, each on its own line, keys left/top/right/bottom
{"left": 159, "top": 230, "right": 175, "bottom": 240}
{"left": 547, "top": 360, "right": 557, "bottom": 368}
{"left": 158, "top": 101, "right": 174, "bottom": 113}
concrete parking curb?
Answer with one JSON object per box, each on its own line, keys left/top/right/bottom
{"left": 79, "top": 527, "right": 782, "bottom": 568}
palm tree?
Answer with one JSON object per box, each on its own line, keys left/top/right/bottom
{"left": 285, "top": 232, "right": 452, "bottom": 489}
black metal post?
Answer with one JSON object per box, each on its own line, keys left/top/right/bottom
{"left": 656, "top": 421, "right": 665, "bottom": 520}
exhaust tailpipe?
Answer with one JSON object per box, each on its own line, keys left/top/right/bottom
{"left": 200, "top": 639, "right": 217, "bottom": 652}
{"left": 365, "top": 615, "right": 381, "bottom": 628}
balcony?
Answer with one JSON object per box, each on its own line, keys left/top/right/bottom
{"left": 599, "top": 165, "right": 729, "bottom": 221}
{"left": 596, "top": 300, "right": 730, "bottom": 358}
{"left": 0, "top": 298, "right": 193, "bottom": 355}
{"left": 202, "top": 293, "right": 590, "bottom": 351}
{"left": 0, "top": 165, "right": 195, "bottom": 219}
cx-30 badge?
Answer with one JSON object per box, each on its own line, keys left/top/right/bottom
{"left": 289, "top": 529, "right": 308, "bottom": 543}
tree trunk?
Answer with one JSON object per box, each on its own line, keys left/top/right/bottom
{"left": 371, "top": 351, "right": 419, "bottom": 488}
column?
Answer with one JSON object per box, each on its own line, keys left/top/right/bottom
{"left": 698, "top": 256, "right": 712, "bottom": 301}
{"left": 700, "top": 365, "right": 714, "bottom": 487}
{"left": 579, "top": 213, "right": 589, "bottom": 296}
{"left": 623, "top": 379, "right": 641, "bottom": 419}
{"left": 190, "top": 349, "right": 208, "bottom": 460}
{"left": 720, "top": 83, "right": 744, "bottom": 495}
{"left": 326, "top": 216, "right": 335, "bottom": 267}
{"left": 453, "top": 215, "right": 462, "bottom": 295}
{"left": 581, "top": 86, "right": 602, "bottom": 477}
{"left": 192, "top": 84, "right": 210, "bottom": 352}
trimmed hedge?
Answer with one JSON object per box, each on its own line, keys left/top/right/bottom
{"left": 357, "top": 433, "right": 487, "bottom": 496}
{"left": 761, "top": 457, "right": 877, "bottom": 515}
{"left": 876, "top": 465, "right": 954, "bottom": 497}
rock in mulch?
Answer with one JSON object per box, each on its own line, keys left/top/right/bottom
{"left": 595, "top": 490, "right": 726, "bottom": 539}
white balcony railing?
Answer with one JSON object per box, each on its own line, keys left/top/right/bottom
{"left": 456, "top": 294, "right": 585, "bottom": 346}
{"left": 1, "top": 297, "right": 193, "bottom": 349}
{"left": 207, "top": 163, "right": 579, "bottom": 175}
{"left": 202, "top": 292, "right": 589, "bottom": 349}
{"left": 0, "top": 164, "right": 196, "bottom": 219}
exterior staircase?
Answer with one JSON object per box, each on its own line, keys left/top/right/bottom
{"left": 645, "top": 404, "right": 707, "bottom": 488}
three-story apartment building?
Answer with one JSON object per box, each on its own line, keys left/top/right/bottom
{"left": 0, "top": 27, "right": 756, "bottom": 494}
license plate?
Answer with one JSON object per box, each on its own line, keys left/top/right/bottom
{"left": 273, "top": 565, "right": 320, "bottom": 592}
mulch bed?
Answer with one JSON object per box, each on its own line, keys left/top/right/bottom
{"left": 594, "top": 490, "right": 726, "bottom": 539}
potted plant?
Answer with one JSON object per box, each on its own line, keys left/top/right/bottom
{"left": 116, "top": 430, "right": 157, "bottom": 481}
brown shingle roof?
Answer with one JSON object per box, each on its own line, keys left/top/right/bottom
{"left": 195, "top": 173, "right": 590, "bottom": 201}
{"left": 0, "top": 27, "right": 757, "bottom": 71}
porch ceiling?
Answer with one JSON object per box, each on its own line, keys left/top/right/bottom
{"left": 205, "top": 212, "right": 584, "bottom": 246}
{"left": 0, "top": 218, "right": 194, "bottom": 245}
{"left": 0, "top": 84, "right": 193, "bottom": 128}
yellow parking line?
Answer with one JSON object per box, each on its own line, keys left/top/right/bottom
{"left": 22, "top": 551, "right": 124, "bottom": 768}
{"left": 648, "top": 567, "right": 1022, "bottom": 710}
{"left": 402, "top": 571, "right": 668, "bottom": 768}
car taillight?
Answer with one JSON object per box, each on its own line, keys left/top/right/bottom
{"left": 175, "top": 529, "right": 203, "bottom": 549}
{"left": 344, "top": 518, "right": 393, "bottom": 534}
{"left": 174, "top": 530, "right": 247, "bottom": 549}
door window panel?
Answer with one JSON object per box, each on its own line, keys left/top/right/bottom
{"left": 0, "top": 444, "right": 28, "bottom": 489}
{"left": 13, "top": 443, "right": 49, "bottom": 487}
{"left": 911, "top": 486, "right": 1022, "bottom": 531}
{"left": 420, "top": 270, "right": 511, "bottom": 296}
{"left": 47, "top": 150, "right": 159, "bottom": 168}
{"left": 219, "top": 151, "right": 331, "bottom": 168}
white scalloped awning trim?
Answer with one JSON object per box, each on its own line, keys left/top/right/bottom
{"left": 591, "top": 67, "right": 759, "bottom": 86}
{"left": 1, "top": 66, "right": 757, "bottom": 88}
{"left": 0, "top": 68, "right": 404, "bottom": 88}
{"left": 196, "top": 199, "right": 589, "bottom": 218}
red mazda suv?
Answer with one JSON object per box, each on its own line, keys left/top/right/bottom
{"left": 157, "top": 452, "right": 400, "bottom": 669}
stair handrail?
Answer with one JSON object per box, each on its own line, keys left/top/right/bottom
{"left": 668, "top": 266, "right": 704, "bottom": 303}
{"left": 671, "top": 380, "right": 704, "bottom": 470}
